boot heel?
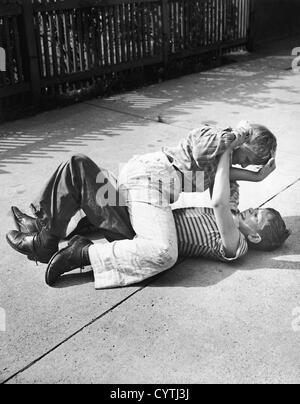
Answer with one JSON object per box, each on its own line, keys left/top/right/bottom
{"left": 27, "top": 254, "right": 39, "bottom": 266}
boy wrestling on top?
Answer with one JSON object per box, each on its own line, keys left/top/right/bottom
{"left": 6, "top": 122, "right": 289, "bottom": 288}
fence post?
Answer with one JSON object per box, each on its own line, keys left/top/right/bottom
{"left": 162, "top": 0, "right": 170, "bottom": 70}
{"left": 247, "top": 0, "right": 256, "bottom": 52}
{"left": 22, "top": 0, "right": 41, "bottom": 105}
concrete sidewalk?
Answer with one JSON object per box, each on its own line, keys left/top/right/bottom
{"left": 1, "top": 37, "right": 300, "bottom": 384}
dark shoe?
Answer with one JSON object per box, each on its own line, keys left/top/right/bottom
{"left": 46, "top": 235, "right": 93, "bottom": 286}
{"left": 11, "top": 206, "right": 42, "bottom": 234}
{"left": 6, "top": 230, "right": 58, "bottom": 264}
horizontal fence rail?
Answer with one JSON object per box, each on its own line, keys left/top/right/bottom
{"left": 0, "top": 0, "right": 251, "bottom": 120}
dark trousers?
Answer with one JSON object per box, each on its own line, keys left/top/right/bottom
{"left": 31, "top": 154, "right": 135, "bottom": 242}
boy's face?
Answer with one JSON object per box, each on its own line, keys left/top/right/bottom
{"left": 237, "top": 208, "right": 273, "bottom": 235}
{"left": 232, "top": 146, "right": 262, "bottom": 168}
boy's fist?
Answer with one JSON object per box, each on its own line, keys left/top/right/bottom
{"left": 256, "top": 157, "right": 276, "bottom": 182}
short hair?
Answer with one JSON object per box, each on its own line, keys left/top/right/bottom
{"left": 248, "top": 208, "right": 291, "bottom": 251}
{"left": 247, "top": 124, "right": 277, "bottom": 165}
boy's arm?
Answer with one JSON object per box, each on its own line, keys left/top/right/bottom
{"left": 230, "top": 158, "right": 276, "bottom": 182}
{"left": 229, "top": 181, "right": 240, "bottom": 214}
{"left": 211, "top": 149, "right": 241, "bottom": 258}
{"left": 230, "top": 167, "right": 259, "bottom": 182}
{"left": 210, "top": 181, "right": 240, "bottom": 213}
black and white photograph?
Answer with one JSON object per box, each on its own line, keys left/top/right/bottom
{"left": 0, "top": 0, "right": 300, "bottom": 387}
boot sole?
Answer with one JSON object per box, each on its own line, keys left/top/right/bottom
{"left": 45, "top": 235, "right": 82, "bottom": 286}
{"left": 45, "top": 248, "right": 67, "bottom": 286}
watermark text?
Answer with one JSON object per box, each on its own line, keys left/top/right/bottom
{"left": 292, "top": 47, "right": 300, "bottom": 73}
{"left": 95, "top": 165, "right": 205, "bottom": 208}
{"left": 0, "top": 47, "right": 6, "bottom": 72}
{"left": 0, "top": 307, "right": 6, "bottom": 332}
{"left": 292, "top": 307, "right": 300, "bottom": 332}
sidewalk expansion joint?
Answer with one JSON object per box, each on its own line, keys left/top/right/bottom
{"left": 84, "top": 101, "right": 192, "bottom": 131}
{"left": 259, "top": 177, "right": 300, "bottom": 207}
{"left": 1, "top": 285, "right": 147, "bottom": 384}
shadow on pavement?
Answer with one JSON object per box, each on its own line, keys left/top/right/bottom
{"left": 99, "top": 53, "right": 298, "bottom": 122}
{"left": 51, "top": 215, "right": 299, "bottom": 289}
{"left": 152, "top": 215, "right": 300, "bottom": 288}
{"left": 54, "top": 271, "right": 94, "bottom": 288}
{"left": 0, "top": 107, "right": 130, "bottom": 175}
{"left": 0, "top": 49, "right": 298, "bottom": 175}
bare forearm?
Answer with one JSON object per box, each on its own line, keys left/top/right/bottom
{"left": 212, "top": 152, "right": 241, "bottom": 257}
{"left": 230, "top": 167, "right": 259, "bottom": 182}
{"left": 212, "top": 151, "right": 231, "bottom": 206}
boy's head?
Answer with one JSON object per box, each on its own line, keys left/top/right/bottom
{"left": 238, "top": 208, "right": 290, "bottom": 251}
{"left": 232, "top": 124, "right": 277, "bottom": 168}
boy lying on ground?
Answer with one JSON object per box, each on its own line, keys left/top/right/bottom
{"left": 7, "top": 148, "right": 289, "bottom": 288}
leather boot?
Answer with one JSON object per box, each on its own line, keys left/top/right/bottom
{"left": 6, "top": 229, "right": 59, "bottom": 264}
{"left": 11, "top": 206, "right": 42, "bottom": 234}
{"left": 45, "top": 235, "right": 93, "bottom": 286}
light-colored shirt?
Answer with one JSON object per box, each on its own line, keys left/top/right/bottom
{"left": 163, "top": 125, "right": 240, "bottom": 191}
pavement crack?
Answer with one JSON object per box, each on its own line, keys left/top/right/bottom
{"left": 1, "top": 286, "right": 147, "bottom": 384}
{"left": 259, "top": 177, "right": 300, "bottom": 207}
{"left": 84, "top": 101, "right": 191, "bottom": 131}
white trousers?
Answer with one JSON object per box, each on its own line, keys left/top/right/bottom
{"left": 89, "top": 152, "right": 182, "bottom": 289}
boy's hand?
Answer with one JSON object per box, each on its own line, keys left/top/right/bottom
{"left": 230, "top": 120, "right": 252, "bottom": 150}
{"left": 235, "top": 120, "right": 252, "bottom": 144}
{"left": 256, "top": 158, "right": 276, "bottom": 182}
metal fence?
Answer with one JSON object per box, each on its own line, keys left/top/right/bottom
{"left": 0, "top": 0, "right": 251, "bottom": 119}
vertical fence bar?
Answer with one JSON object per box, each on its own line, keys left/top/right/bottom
{"left": 12, "top": 16, "right": 23, "bottom": 82}
{"left": 41, "top": 11, "right": 51, "bottom": 77}
{"left": 247, "top": 0, "right": 256, "bottom": 51}
{"left": 3, "top": 18, "right": 14, "bottom": 84}
{"left": 34, "top": 14, "right": 44, "bottom": 77}
{"left": 113, "top": 5, "right": 121, "bottom": 64}
{"left": 22, "top": 0, "right": 41, "bottom": 104}
{"left": 162, "top": 0, "right": 170, "bottom": 68}
{"left": 119, "top": 4, "right": 126, "bottom": 62}
{"left": 124, "top": 3, "right": 131, "bottom": 60}
{"left": 107, "top": 6, "right": 115, "bottom": 64}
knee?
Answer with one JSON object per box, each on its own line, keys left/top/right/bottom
{"left": 155, "top": 243, "right": 178, "bottom": 270}
{"left": 69, "top": 154, "right": 97, "bottom": 172}
{"left": 70, "top": 154, "right": 90, "bottom": 165}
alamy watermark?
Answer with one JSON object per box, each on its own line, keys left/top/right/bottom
{"left": 95, "top": 165, "right": 205, "bottom": 208}
{"left": 291, "top": 47, "right": 300, "bottom": 73}
{"left": 0, "top": 47, "right": 6, "bottom": 72}
{"left": 0, "top": 307, "right": 6, "bottom": 332}
{"left": 292, "top": 307, "right": 300, "bottom": 332}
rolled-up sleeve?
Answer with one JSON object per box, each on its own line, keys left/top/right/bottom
{"left": 190, "top": 126, "right": 237, "bottom": 167}
{"left": 212, "top": 233, "right": 248, "bottom": 262}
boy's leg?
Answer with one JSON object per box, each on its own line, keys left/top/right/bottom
{"left": 7, "top": 154, "right": 135, "bottom": 263}
{"left": 31, "top": 154, "right": 135, "bottom": 241}
{"left": 89, "top": 201, "right": 179, "bottom": 289}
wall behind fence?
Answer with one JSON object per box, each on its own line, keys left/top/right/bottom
{"left": 249, "top": 0, "right": 300, "bottom": 49}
